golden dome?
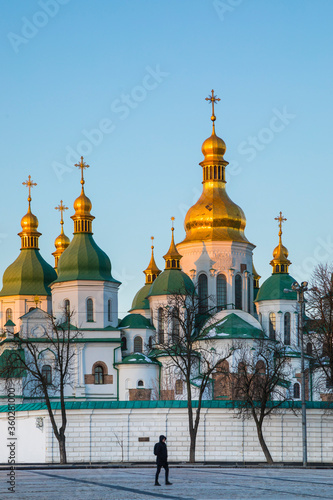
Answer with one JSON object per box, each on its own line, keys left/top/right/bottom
{"left": 54, "top": 231, "right": 70, "bottom": 250}
{"left": 163, "top": 219, "right": 182, "bottom": 270}
{"left": 73, "top": 188, "right": 93, "bottom": 216}
{"left": 20, "top": 208, "right": 39, "bottom": 233}
{"left": 143, "top": 237, "right": 161, "bottom": 284}
{"left": 18, "top": 175, "right": 41, "bottom": 249}
{"left": 270, "top": 212, "right": 291, "bottom": 274}
{"left": 179, "top": 91, "right": 250, "bottom": 245}
{"left": 71, "top": 157, "right": 95, "bottom": 234}
{"left": 52, "top": 200, "right": 70, "bottom": 269}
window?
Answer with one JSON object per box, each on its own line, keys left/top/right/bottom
{"left": 259, "top": 313, "right": 262, "bottom": 324}
{"left": 256, "top": 360, "right": 266, "bottom": 375}
{"left": 94, "top": 365, "right": 104, "bottom": 384}
{"left": 216, "top": 274, "right": 227, "bottom": 311}
{"left": 198, "top": 274, "right": 208, "bottom": 314}
{"left": 137, "top": 380, "right": 144, "bottom": 387}
{"left": 86, "top": 298, "right": 94, "bottom": 322}
{"left": 5, "top": 308, "right": 12, "bottom": 322}
{"left": 42, "top": 365, "right": 52, "bottom": 385}
{"left": 172, "top": 308, "right": 180, "bottom": 342}
{"left": 108, "top": 299, "right": 112, "bottom": 322}
{"left": 148, "top": 336, "right": 153, "bottom": 349}
{"left": 175, "top": 379, "right": 183, "bottom": 395}
{"left": 269, "top": 313, "right": 276, "bottom": 340}
{"left": 134, "top": 336, "right": 143, "bottom": 353}
{"left": 247, "top": 276, "right": 251, "bottom": 313}
{"left": 293, "top": 382, "right": 300, "bottom": 399}
{"left": 284, "top": 312, "right": 291, "bottom": 345}
{"left": 121, "top": 337, "right": 127, "bottom": 350}
{"left": 235, "top": 275, "right": 242, "bottom": 310}
{"left": 158, "top": 308, "right": 164, "bottom": 343}
{"left": 64, "top": 299, "right": 70, "bottom": 318}
{"left": 306, "top": 342, "right": 312, "bottom": 355}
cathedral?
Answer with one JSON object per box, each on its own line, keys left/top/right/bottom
{"left": 0, "top": 91, "right": 317, "bottom": 406}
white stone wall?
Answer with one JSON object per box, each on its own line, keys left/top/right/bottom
{"left": 1, "top": 407, "right": 332, "bottom": 464}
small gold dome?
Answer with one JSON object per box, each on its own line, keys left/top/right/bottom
{"left": 270, "top": 212, "right": 291, "bottom": 274}
{"left": 21, "top": 208, "right": 39, "bottom": 232}
{"left": 273, "top": 242, "right": 289, "bottom": 260}
{"left": 201, "top": 129, "right": 226, "bottom": 161}
{"left": 73, "top": 188, "right": 92, "bottom": 216}
{"left": 54, "top": 232, "right": 70, "bottom": 250}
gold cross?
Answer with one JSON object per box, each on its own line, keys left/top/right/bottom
{"left": 205, "top": 89, "right": 221, "bottom": 122}
{"left": 151, "top": 236, "right": 154, "bottom": 249}
{"left": 55, "top": 200, "right": 68, "bottom": 225}
{"left": 22, "top": 175, "right": 37, "bottom": 203}
{"left": 171, "top": 216, "right": 175, "bottom": 232}
{"left": 275, "top": 211, "right": 287, "bottom": 234}
{"left": 74, "top": 156, "right": 90, "bottom": 185}
{"left": 34, "top": 295, "right": 40, "bottom": 307}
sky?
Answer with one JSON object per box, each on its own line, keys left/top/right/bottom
{"left": 1, "top": 0, "right": 333, "bottom": 317}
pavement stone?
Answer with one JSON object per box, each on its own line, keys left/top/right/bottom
{"left": 1, "top": 466, "right": 333, "bottom": 500}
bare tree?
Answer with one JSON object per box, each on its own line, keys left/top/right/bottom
{"left": 307, "top": 263, "right": 333, "bottom": 399}
{"left": 231, "top": 338, "right": 294, "bottom": 464}
{"left": 1, "top": 309, "right": 80, "bottom": 464}
{"left": 153, "top": 290, "right": 234, "bottom": 463}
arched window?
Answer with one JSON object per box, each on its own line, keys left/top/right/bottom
{"left": 269, "top": 313, "right": 276, "bottom": 340}
{"left": 64, "top": 299, "right": 70, "bottom": 318}
{"left": 198, "top": 274, "right": 208, "bottom": 314}
{"left": 86, "top": 298, "right": 94, "bottom": 322}
{"left": 247, "top": 276, "right": 251, "bottom": 313}
{"left": 108, "top": 299, "right": 112, "bottom": 322}
{"left": 235, "top": 275, "right": 242, "bottom": 310}
{"left": 216, "top": 274, "right": 227, "bottom": 311}
{"left": 175, "top": 379, "right": 183, "bottom": 395}
{"left": 158, "top": 308, "right": 164, "bottom": 343}
{"left": 94, "top": 365, "right": 104, "bottom": 384}
{"left": 134, "top": 336, "right": 143, "bottom": 353}
{"left": 306, "top": 342, "right": 312, "bottom": 355}
{"left": 284, "top": 312, "right": 291, "bottom": 345}
{"left": 42, "top": 365, "right": 52, "bottom": 385}
{"left": 256, "top": 360, "right": 266, "bottom": 375}
{"left": 121, "top": 336, "right": 127, "bottom": 350}
{"left": 137, "top": 380, "right": 144, "bottom": 387}
{"left": 172, "top": 307, "right": 180, "bottom": 342}
{"left": 293, "top": 382, "right": 300, "bottom": 399}
{"left": 5, "top": 308, "right": 12, "bottom": 322}
{"left": 148, "top": 336, "right": 153, "bottom": 349}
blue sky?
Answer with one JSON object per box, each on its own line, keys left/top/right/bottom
{"left": 1, "top": 0, "right": 333, "bottom": 316}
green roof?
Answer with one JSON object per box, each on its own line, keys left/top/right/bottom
{"left": 0, "top": 249, "right": 57, "bottom": 297}
{"left": 116, "top": 353, "right": 160, "bottom": 365}
{"left": 4, "top": 319, "right": 15, "bottom": 327}
{"left": 147, "top": 269, "right": 195, "bottom": 297}
{"left": 118, "top": 314, "right": 155, "bottom": 330}
{"left": 202, "top": 313, "right": 265, "bottom": 339}
{"left": 53, "top": 233, "right": 120, "bottom": 284}
{"left": 255, "top": 273, "right": 297, "bottom": 302}
{"left": 0, "top": 349, "right": 26, "bottom": 378}
{"left": 130, "top": 283, "right": 151, "bottom": 311}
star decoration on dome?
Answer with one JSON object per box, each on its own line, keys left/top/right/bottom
{"left": 205, "top": 89, "right": 220, "bottom": 122}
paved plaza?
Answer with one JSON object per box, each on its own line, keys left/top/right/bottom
{"left": 1, "top": 466, "right": 333, "bottom": 500}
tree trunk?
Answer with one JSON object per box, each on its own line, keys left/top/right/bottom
{"left": 189, "top": 429, "right": 197, "bottom": 463}
{"left": 255, "top": 420, "right": 273, "bottom": 464}
{"left": 58, "top": 433, "right": 67, "bottom": 464}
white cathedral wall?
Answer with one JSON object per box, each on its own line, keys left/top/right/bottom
{"left": 51, "top": 280, "right": 119, "bottom": 329}
{"left": 1, "top": 407, "right": 332, "bottom": 464}
{"left": 0, "top": 295, "right": 52, "bottom": 334}
{"left": 177, "top": 240, "right": 255, "bottom": 312}
{"left": 118, "top": 364, "right": 159, "bottom": 400}
{"left": 256, "top": 299, "right": 298, "bottom": 344}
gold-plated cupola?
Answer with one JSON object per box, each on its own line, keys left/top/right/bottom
{"left": 270, "top": 212, "right": 291, "bottom": 274}
{"left": 163, "top": 217, "right": 182, "bottom": 270}
{"left": 52, "top": 200, "right": 70, "bottom": 269}
{"left": 143, "top": 237, "right": 161, "bottom": 284}
{"left": 19, "top": 175, "right": 41, "bottom": 249}
{"left": 179, "top": 91, "right": 249, "bottom": 245}
{"left": 71, "top": 156, "right": 95, "bottom": 233}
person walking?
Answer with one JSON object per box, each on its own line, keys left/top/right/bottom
{"left": 154, "top": 435, "right": 172, "bottom": 486}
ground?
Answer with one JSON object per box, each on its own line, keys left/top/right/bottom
{"left": 1, "top": 466, "right": 333, "bottom": 499}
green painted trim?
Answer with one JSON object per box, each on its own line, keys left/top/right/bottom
{"left": 0, "top": 338, "right": 121, "bottom": 346}
{"left": 0, "top": 400, "right": 332, "bottom": 413}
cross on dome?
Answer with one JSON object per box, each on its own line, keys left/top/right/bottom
{"left": 275, "top": 211, "right": 287, "bottom": 235}
{"left": 74, "top": 156, "right": 90, "bottom": 186}
{"left": 171, "top": 216, "right": 175, "bottom": 232}
{"left": 205, "top": 89, "right": 220, "bottom": 122}
{"left": 22, "top": 175, "right": 37, "bottom": 205}
{"left": 55, "top": 200, "right": 68, "bottom": 225}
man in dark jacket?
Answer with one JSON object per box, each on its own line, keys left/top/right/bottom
{"left": 154, "top": 435, "right": 172, "bottom": 486}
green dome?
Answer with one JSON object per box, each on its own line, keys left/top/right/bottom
{"left": 53, "top": 233, "right": 120, "bottom": 284}
{"left": 130, "top": 284, "right": 151, "bottom": 311}
{"left": 147, "top": 269, "right": 195, "bottom": 297}
{"left": 255, "top": 273, "right": 297, "bottom": 302}
{"left": 118, "top": 313, "right": 154, "bottom": 330}
{"left": 0, "top": 249, "right": 57, "bottom": 297}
